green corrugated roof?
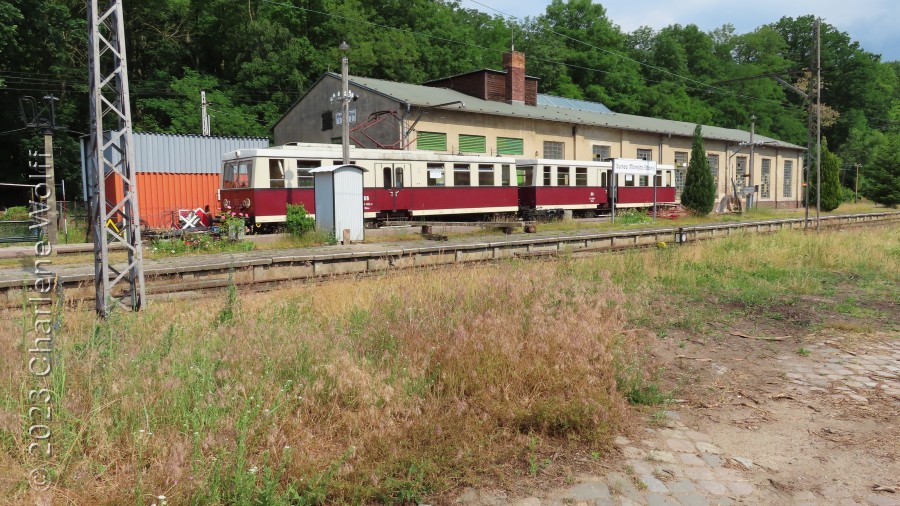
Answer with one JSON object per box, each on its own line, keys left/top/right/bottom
{"left": 319, "top": 72, "right": 805, "bottom": 151}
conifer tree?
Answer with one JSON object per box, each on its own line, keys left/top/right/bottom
{"left": 862, "top": 134, "right": 900, "bottom": 208}
{"left": 680, "top": 125, "right": 716, "bottom": 215}
{"left": 808, "top": 138, "right": 843, "bottom": 212}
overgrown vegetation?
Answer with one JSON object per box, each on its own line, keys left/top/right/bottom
{"left": 1, "top": 224, "right": 896, "bottom": 503}
{"left": 148, "top": 233, "right": 254, "bottom": 257}
{"left": 285, "top": 204, "right": 316, "bottom": 236}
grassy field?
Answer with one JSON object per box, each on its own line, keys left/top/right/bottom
{"left": 0, "top": 223, "right": 897, "bottom": 504}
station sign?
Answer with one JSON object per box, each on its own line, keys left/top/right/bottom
{"left": 612, "top": 158, "right": 657, "bottom": 176}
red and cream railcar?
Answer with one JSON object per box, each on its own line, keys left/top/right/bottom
{"left": 514, "top": 159, "right": 677, "bottom": 217}
{"left": 220, "top": 143, "right": 519, "bottom": 226}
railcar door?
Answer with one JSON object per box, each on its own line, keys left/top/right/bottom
{"left": 377, "top": 163, "right": 409, "bottom": 211}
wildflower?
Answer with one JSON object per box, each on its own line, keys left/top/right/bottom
{"left": 249, "top": 466, "right": 258, "bottom": 474}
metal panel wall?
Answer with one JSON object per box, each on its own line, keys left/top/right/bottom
{"left": 334, "top": 167, "right": 365, "bottom": 241}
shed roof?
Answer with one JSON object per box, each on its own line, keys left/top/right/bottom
{"left": 299, "top": 73, "right": 803, "bottom": 151}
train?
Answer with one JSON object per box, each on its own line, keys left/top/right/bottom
{"left": 218, "top": 142, "right": 677, "bottom": 229}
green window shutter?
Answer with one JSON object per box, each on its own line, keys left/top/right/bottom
{"left": 497, "top": 137, "right": 524, "bottom": 155}
{"left": 459, "top": 134, "right": 486, "bottom": 153}
{"left": 417, "top": 131, "right": 447, "bottom": 151}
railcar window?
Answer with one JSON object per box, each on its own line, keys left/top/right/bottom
{"left": 639, "top": 175, "right": 649, "bottom": 187}
{"left": 394, "top": 166, "right": 404, "bottom": 188}
{"left": 478, "top": 164, "right": 494, "bottom": 186}
{"left": 624, "top": 174, "right": 635, "bottom": 187}
{"left": 235, "top": 161, "right": 251, "bottom": 188}
{"left": 427, "top": 163, "right": 445, "bottom": 187}
{"left": 542, "top": 166, "right": 552, "bottom": 186}
{"left": 223, "top": 162, "right": 237, "bottom": 188}
{"left": 601, "top": 171, "right": 608, "bottom": 188}
{"left": 383, "top": 167, "right": 393, "bottom": 188}
{"left": 454, "top": 164, "right": 471, "bottom": 186}
{"left": 655, "top": 172, "right": 662, "bottom": 187}
{"left": 297, "top": 161, "right": 319, "bottom": 188}
{"left": 269, "top": 159, "right": 285, "bottom": 189}
{"left": 557, "top": 167, "right": 570, "bottom": 186}
{"left": 501, "top": 165, "right": 511, "bottom": 186}
{"left": 575, "top": 167, "right": 587, "bottom": 186}
{"left": 517, "top": 166, "right": 534, "bottom": 186}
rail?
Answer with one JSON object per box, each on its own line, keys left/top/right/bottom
{"left": 0, "top": 211, "right": 896, "bottom": 308}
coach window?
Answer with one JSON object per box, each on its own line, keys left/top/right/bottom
{"left": 517, "top": 166, "right": 533, "bottom": 186}
{"left": 382, "top": 167, "right": 393, "bottom": 188}
{"left": 501, "top": 165, "right": 511, "bottom": 186}
{"left": 454, "top": 164, "right": 471, "bottom": 186}
{"left": 297, "top": 161, "right": 318, "bottom": 187}
{"left": 639, "top": 175, "right": 649, "bottom": 187}
{"left": 540, "top": 166, "right": 552, "bottom": 186}
{"left": 575, "top": 167, "right": 587, "bottom": 186}
{"left": 223, "top": 162, "right": 237, "bottom": 188}
{"left": 600, "top": 170, "right": 608, "bottom": 188}
{"left": 427, "top": 163, "right": 445, "bottom": 187}
{"left": 557, "top": 167, "right": 570, "bottom": 186}
{"left": 624, "top": 174, "right": 635, "bottom": 187}
{"left": 478, "top": 164, "right": 494, "bottom": 186}
{"left": 637, "top": 149, "right": 653, "bottom": 161}
{"left": 269, "top": 159, "right": 285, "bottom": 189}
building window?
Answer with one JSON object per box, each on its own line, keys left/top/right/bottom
{"left": 707, "top": 154, "right": 720, "bottom": 191}
{"left": 427, "top": 163, "right": 445, "bottom": 187}
{"left": 417, "top": 131, "right": 447, "bottom": 151}
{"left": 297, "top": 160, "right": 318, "bottom": 187}
{"left": 761, "top": 159, "right": 771, "bottom": 198}
{"left": 269, "top": 159, "right": 285, "bottom": 189}
{"left": 460, "top": 134, "right": 486, "bottom": 153}
{"left": 543, "top": 141, "right": 564, "bottom": 160}
{"left": 497, "top": 137, "right": 524, "bottom": 155}
{"left": 501, "top": 165, "right": 511, "bottom": 186}
{"left": 575, "top": 167, "right": 587, "bottom": 186}
{"left": 735, "top": 156, "right": 747, "bottom": 192}
{"left": 592, "top": 145, "right": 611, "bottom": 161}
{"left": 478, "top": 164, "right": 494, "bottom": 186}
{"left": 783, "top": 161, "right": 793, "bottom": 198}
{"left": 557, "top": 167, "right": 570, "bottom": 186}
{"left": 454, "top": 164, "right": 471, "bottom": 186}
{"left": 542, "top": 166, "right": 553, "bottom": 186}
{"left": 321, "top": 112, "right": 332, "bottom": 131}
{"left": 673, "top": 152, "right": 688, "bottom": 199}
{"left": 637, "top": 149, "right": 653, "bottom": 161}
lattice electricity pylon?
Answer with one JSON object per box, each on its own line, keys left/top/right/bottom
{"left": 87, "top": 0, "right": 146, "bottom": 316}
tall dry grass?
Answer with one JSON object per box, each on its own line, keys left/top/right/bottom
{"left": 1, "top": 260, "right": 639, "bottom": 504}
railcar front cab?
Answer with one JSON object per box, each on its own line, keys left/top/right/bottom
{"left": 221, "top": 151, "right": 345, "bottom": 232}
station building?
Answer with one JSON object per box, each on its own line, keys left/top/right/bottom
{"left": 274, "top": 51, "right": 805, "bottom": 209}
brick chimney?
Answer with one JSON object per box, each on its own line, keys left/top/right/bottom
{"left": 503, "top": 50, "right": 526, "bottom": 105}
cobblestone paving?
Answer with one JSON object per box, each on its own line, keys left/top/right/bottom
{"left": 779, "top": 338, "right": 900, "bottom": 404}
{"left": 454, "top": 338, "right": 900, "bottom": 506}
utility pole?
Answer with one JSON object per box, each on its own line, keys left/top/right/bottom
{"left": 340, "top": 41, "right": 350, "bottom": 165}
{"left": 88, "top": 0, "right": 146, "bottom": 316}
{"left": 815, "top": 17, "right": 822, "bottom": 230}
{"left": 749, "top": 114, "right": 756, "bottom": 210}
{"left": 855, "top": 163, "right": 860, "bottom": 203}
{"left": 201, "top": 90, "right": 210, "bottom": 136}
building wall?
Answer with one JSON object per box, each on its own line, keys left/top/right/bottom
{"left": 274, "top": 78, "right": 804, "bottom": 208}
{"left": 273, "top": 76, "right": 403, "bottom": 148}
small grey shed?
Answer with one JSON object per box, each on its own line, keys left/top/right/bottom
{"left": 308, "top": 164, "right": 367, "bottom": 243}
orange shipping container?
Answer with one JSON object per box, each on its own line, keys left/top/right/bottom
{"left": 135, "top": 173, "right": 220, "bottom": 229}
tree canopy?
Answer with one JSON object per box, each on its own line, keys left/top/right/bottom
{"left": 1, "top": 0, "right": 898, "bottom": 203}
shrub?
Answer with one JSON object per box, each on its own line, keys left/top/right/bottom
{"left": 286, "top": 204, "right": 316, "bottom": 236}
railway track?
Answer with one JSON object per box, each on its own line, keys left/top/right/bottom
{"left": 0, "top": 212, "right": 897, "bottom": 309}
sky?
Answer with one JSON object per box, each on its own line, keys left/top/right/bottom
{"left": 464, "top": 0, "right": 900, "bottom": 62}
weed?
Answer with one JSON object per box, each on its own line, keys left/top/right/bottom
{"left": 797, "top": 347, "right": 811, "bottom": 357}
{"left": 217, "top": 274, "right": 239, "bottom": 324}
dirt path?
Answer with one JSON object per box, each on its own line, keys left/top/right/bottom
{"left": 453, "top": 302, "right": 900, "bottom": 506}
